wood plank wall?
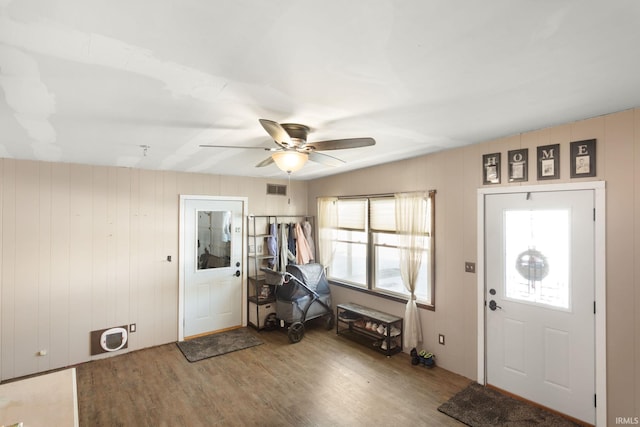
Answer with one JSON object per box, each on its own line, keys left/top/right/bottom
{"left": 307, "top": 108, "right": 640, "bottom": 425}
{"left": 0, "top": 162, "right": 307, "bottom": 380}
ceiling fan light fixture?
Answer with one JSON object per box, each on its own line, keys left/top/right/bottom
{"left": 272, "top": 150, "right": 308, "bottom": 173}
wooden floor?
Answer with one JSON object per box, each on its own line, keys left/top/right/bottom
{"left": 76, "top": 321, "right": 471, "bottom": 426}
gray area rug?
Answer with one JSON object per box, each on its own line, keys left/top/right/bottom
{"left": 176, "top": 328, "right": 263, "bottom": 362}
{"left": 438, "top": 383, "right": 580, "bottom": 426}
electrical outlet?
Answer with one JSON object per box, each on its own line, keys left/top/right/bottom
{"left": 439, "top": 334, "right": 445, "bottom": 345}
{"left": 130, "top": 323, "right": 136, "bottom": 333}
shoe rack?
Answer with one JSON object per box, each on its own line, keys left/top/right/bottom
{"left": 336, "top": 302, "right": 403, "bottom": 357}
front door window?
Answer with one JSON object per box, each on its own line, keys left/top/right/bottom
{"left": 197, "top": 210, "right": 231, "bottom": 270}
{"left": 504, "top": 210, "right": 570, "bottom": 310}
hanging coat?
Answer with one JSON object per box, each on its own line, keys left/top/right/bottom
{"left": 266, "top": 222, "right": 278, "bottom": 268}
{"left": 287, "top": 223, "right": 297, "bottom": 257}
{"left": 302, "top": 221, "right": 315, "bottom": 262}
{"left": 279, "top": 224, "right": 289, "bottom": 271}
{"left": 295, "top": 222, "right": 314, "bottom": 265}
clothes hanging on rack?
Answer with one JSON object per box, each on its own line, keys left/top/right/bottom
{"left": 267, "top": 222, "right": 278, "bottom": 268}
{"left": 279, "top": 223, "right": 289, "bottom": 272}
{"left": 302, "top": 220, "right": 315, "bottom": 262}
{"left": 295, "top": 222, "right": 314, "bottom": 265}
{"left": 260, "top": 217, "right": 314, "bottom": 271}
{"left": 287, "top": 223, "right": 297, "bottom": 258}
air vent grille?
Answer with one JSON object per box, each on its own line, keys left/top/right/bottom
{"left": 266, "top": 183, "right": 287, "bottom": 196}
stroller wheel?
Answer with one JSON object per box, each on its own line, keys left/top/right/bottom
{"left": 325, "top": 313, "right": 335, "bottom": 330}
{"left": 288, "top": 322, "right": 305, "bottom": 343}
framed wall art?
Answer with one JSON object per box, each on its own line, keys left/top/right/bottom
{"left": 482, "top": 153, "right": 501, "bottom": 184}
{"left": 536, "top": 144, "right": 560, "bottom": 180}
{"left": 570, "top": 139, "right": 596, "bottom": 178}
{"left": 508, "top": 148, "right": 528, "bottom": 182}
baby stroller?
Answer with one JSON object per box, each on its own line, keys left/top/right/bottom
{"left": 261, "top": 263, "right": 334, "bottom": 343}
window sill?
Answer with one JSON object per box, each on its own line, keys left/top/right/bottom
{"left": 328, "top": 279, "right": 435, "bottom": 311}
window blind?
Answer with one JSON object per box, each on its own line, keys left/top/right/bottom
{"left": 370, "top": 197, "right": 396, "bottom": 232}
{"left": 337, "top": 199, "right": 367, "bottom": 230}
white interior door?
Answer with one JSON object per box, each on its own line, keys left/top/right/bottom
{"left": 183, "top": 198, "right": 244, "bottom": 338}
{"left": 485, "top": 189, "right": 595, "bottom": 424}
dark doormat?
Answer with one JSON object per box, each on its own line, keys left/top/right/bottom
{"left": 176, "top": 328, "right": 263, "bottom": 362}
{"left": 438, "top": 383, "right": 581, "bottom": 426}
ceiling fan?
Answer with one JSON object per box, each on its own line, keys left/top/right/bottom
{"left": 200, "top": 119, "right": 376, "bottom": 173}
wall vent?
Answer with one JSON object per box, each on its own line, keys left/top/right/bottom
{"left": 266, "top": 183, "right": 287, "bottom": 196}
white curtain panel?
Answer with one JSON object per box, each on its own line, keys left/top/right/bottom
{"left": 317, "top": 197, "right": 338, "bottom": 270}
{"left": 395, "top": 192, "right": 427, "bottom": 350}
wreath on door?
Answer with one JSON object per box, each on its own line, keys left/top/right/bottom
{"left": 515, "top": 248, "right": 549, "bottom": 281}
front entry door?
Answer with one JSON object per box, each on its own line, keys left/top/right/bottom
{"left": 485, "top": 189, "right": 595, "bottom": 424}
{"left": 183, "top": 197, "right": 244, "bottom": 338}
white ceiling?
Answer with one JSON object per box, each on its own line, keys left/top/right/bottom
{"left": 1, "top": 1, "right": 639, "bottom": 180}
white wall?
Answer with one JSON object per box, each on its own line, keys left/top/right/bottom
{"left": 0, "top": 161, "right": 307, "bottom": 380}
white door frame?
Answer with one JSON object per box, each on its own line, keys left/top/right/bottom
{"left": 178, "top": 195, "right": 248, "bottom": 341}
{"left": 476, "top": 181, "right": 606, "bottom": 426}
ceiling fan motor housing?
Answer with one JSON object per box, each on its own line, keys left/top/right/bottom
{"left": 281, "top": 123, "right": 310, "bottom": 146}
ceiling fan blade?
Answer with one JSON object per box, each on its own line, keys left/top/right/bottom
{"left": 308, "top": 151, "right": 345, "bottom": 167}
{"left": 199, "top": 144, "right": 275, "bottom": 151}
{"left": 259, "top": 119, "right": 293, "bottom": 147}
{"left": 305, "top": 137, "right": 375, "bottom": 151}
{"left": 255, "top": 156, "right": 275, "bottom": 168}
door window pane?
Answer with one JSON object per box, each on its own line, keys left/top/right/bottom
{"left": 504, "top": 210, "right": 570, "bottom": 309}
{"left": 197, "top": 210, "right": 231, "bottom": 270}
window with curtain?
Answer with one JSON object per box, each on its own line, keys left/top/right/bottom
{"left": 319, "top": 191, "right": 435, "bottom": 306}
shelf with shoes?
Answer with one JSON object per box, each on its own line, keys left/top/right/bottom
{"left": 336, "top": 302, "right": 403, "bottom": 357}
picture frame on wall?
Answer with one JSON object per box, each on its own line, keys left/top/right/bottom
{"left": 570, "top": 139, "right": 596, "bottom": 178}
{"left": 536, "top": 144, "right": 560, "bottom": 180}
{"left": 482, "top": 153, "right": 501, "bottom": 184}
{"left": 508, "top": 148, "right": 528, "bottom": 182}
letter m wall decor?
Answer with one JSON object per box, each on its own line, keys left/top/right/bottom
{"left": 537, "top": 144, "right": 559, "bottom": 180}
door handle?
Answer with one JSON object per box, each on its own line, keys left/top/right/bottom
{"left": 234, "top": 270, "right": 241, "bottom": 277}
{"left": 489, "top": 300, "right": 502, "bottom": 311}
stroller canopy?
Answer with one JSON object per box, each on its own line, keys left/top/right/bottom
{"left": 275, "top": 263, "right": 331, "bottom": 301}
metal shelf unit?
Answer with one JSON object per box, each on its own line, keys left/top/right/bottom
{"left": 247, "top": 214, "right": 315, "bottom": 330}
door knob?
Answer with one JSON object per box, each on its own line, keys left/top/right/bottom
{"left": 489, "top": 300, "right": 502, "bottom": 311}
{"left": 234, "top": 270, "right": 241, "bottom": 277}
